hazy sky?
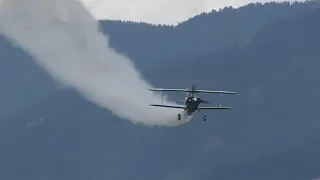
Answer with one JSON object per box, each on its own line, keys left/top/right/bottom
{"left": 81, "top": 0, "right": 300, "bottom": 24}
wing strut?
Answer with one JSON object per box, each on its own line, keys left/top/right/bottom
{"left": 162, "top": 90, "right": 164, "bottom": 105}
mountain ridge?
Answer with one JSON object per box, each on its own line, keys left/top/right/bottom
{"left": 99, "top": 1, "right": 320, "bottom": 65}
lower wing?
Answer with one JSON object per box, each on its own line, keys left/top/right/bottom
{"left": 149, "top": 104, "right": 185, "bottom": 109}
{"left": 198, "top": 106, "right": 232, "bottom": 110}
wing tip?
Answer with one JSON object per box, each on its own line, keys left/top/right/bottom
{"left": 223, "top": 91, "right": 236, "bottom": 94}
{"left": 220, "top": 107, "right": 232, "bottom": 109}
{"left": 149, "top": 104, "right": 159, "bottom": 106}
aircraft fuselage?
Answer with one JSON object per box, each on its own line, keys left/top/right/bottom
{"left": 184, "top": 96, "right": 204, "bottom": 115}
{"left": 177, "top": 96, "right": 208, "bottom": 121}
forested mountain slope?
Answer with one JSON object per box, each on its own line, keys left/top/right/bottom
{"left": 100, "top": 1, "right": 320, "bottom": 64}
{"left": 1, "top": 1, "right": 320, "bottom": 180}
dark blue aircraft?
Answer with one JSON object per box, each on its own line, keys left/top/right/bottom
{"left": 148, "top": 84, "right": 235, "bottom": 121}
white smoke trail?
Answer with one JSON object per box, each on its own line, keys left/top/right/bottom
{"left": 0, "top": 0, "right": 192, "bottom": 127}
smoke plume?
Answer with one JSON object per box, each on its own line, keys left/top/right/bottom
{"left": 0, "top": 0, "right": 192, "bottom": 126}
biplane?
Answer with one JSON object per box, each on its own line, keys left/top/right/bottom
{"left": 148, "top": 84, "right": 235, "bottom": 121}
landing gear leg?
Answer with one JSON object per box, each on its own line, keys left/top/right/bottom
{"left": 178, "top": 114, "right": 181, "bottom": 120}
{"left": 197, "top": 108, "right": 207, "bottom": 121}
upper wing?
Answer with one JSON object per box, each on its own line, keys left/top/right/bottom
{"left": 198, "top": 106, "right": 232, "bottom": 110}
{"left": 148, "top": 88, "right": 235, "bottom": 94}
{"left": 192, "top": 90, "right": 235, "bottom": 94}
{"left": 149, "top": 104, "right": 185, "bottom": 109}
{"left": 148, "top": 88, "right": 189, "bottom": 92}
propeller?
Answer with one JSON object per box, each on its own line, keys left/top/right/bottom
{"left": 191, "top": 84, "right": 196, "bottom": 97}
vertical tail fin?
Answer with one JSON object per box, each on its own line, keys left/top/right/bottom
{"left": 186, "top": 84, "right": 196, "bottom": 97}
{"left": 191, "top": 84, "right": 196, "bottom": 97}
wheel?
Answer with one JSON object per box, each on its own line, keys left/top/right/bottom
{"left": 178, "top": 114, "right": 181, "bottom": 120}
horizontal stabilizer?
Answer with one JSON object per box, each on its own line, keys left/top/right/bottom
{"left": 148, "top": 88, "right": 235, "bottom": 94}
{"left": 149, "top": 104, "right": 185, "bottom": 109}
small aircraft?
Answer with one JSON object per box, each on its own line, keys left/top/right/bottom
{"left": 148, "top": 84, "right": 235, "bottom": 121}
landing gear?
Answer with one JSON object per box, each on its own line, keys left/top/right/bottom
{"left": 197, "top": 108, "right": 207, "bottom": 121}
{"left": 178, "top": 114, "right": 181, "bottom": 120}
